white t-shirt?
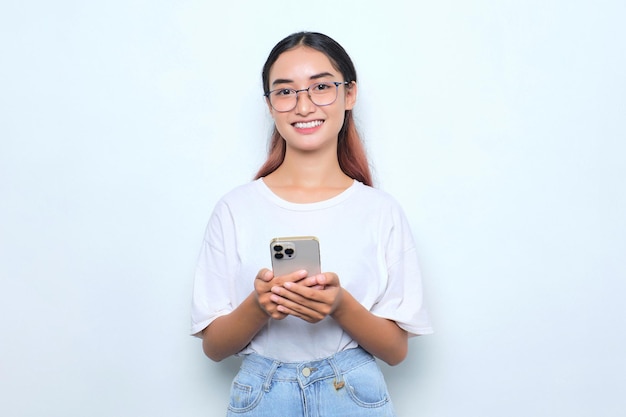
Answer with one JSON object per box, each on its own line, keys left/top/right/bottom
{"left": 191, "top": 179, "right": 433, "bottom": 362}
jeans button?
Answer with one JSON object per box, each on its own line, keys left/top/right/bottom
{"left": 302, "top": 367, "right": 311, "bottom": 377}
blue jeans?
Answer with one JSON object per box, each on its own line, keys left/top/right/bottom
{"left": 226, "top": 347, "right": 396, "bottom": 417}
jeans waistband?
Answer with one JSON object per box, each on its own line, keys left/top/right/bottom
{"left": 240, "top": 347, "right": 374, "bottom": 390}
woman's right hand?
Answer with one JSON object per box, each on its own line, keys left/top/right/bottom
{"left": 254, "top": 268, "right": 308, "bottom": 320}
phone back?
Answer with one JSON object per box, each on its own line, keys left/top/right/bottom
{"left": 270, "top": 236, "right": 321, "bottom": 277}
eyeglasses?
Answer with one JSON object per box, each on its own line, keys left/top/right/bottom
{"left": 264, "top": 81, "right": 350, "bottom": 112}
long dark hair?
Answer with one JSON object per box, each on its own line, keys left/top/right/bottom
{"left": 254, "top": 32, "right": 372, "bottom": 187}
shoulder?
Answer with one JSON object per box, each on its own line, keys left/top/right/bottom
{"left": 352, "top": 182, "right": 404, "bottom": 210}
{"left": 206, "top": 180, "right": 264, "bottom": 223}
{"left": 213, "top": 180, "right": 263, "bottom": 208}
{"left": 351, "top": 183, "right": 414, "bottom": 233}
{"left": 221, "top": 180, "right": 261, "bottom": 200}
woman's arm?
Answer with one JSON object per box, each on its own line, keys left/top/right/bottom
{"left": 202, "top": 292, "right": 270, "bottom": 362}
{"left": 331, "top": 289, "right": 408, "bottom": 366}
{"left": 270, "top": 273, "right": 408, "bottom": 365}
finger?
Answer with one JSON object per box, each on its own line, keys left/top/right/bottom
{"left": 317, "top": 272, "right": 339, "bottom": 286}
{"left": 296, "top": 275, "right": 324, "bottom": 287}
{"left": 272, "top": 295, "right": 324, "bottom": 323}
{"left": 272, "top": 284, "right": 327, "bottom": 312}
{"left": 255, "top": 289, "right": 288, "bottom": 320}
{"left": 256, "top": 268, "right": 274, "bottom": 282}
{"left": 282, "top": 281, "right": 325, "bottom": 301}
{"left": 274, "top": 269, "right": 308, "bottom": 285}
{"left": 269, "top": 309, "right": 288, "bottom": 320}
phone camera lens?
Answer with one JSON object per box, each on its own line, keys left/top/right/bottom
{"left": 285, "top": 248, "right": 294, "bottom": 255}
{"left": 274, "top": 253, "right": 284, "bottom": 259}
{"left": 273, "top": 245, "right": 283, "bottom": 252}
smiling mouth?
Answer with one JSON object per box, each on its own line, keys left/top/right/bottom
{"left": 293, "top": 120, "right": 324, "bottom": 129}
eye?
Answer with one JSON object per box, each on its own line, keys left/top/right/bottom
{"left": 312, "top": 82, "right": 334, "bottom": 92}
{"left": 274, "top": 88, "right": 295, "bottom": 97}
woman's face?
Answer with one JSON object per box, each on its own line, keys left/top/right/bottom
{"left": 267, "top": 46, "right": 357, "bottom": 153}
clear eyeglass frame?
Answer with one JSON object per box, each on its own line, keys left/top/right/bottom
{"left": 264, "top": 81, "right": 350, "bottom": 113}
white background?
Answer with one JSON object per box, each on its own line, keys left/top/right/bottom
{"left": 1, "top": 1, "right": 625, "bottom": 416}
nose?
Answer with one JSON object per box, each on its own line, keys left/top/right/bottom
{"left": 294, "top": 89, "right": 315, "bottom": 115}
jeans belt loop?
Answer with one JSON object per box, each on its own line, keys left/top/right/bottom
{"left": 263, "top": 360, "right": 281, "bottom": 392}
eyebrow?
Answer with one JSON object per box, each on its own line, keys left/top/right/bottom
{"left": 271, "top": 72, "right": 335, "bottom": 87}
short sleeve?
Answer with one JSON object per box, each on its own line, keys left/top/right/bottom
{"left": 190, "top": 201, "right": 239, "bottom": 337}
{"left": 370, "top": 203, "right": 433, "bottom": 337}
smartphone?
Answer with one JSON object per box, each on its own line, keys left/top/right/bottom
{"left": 270, "top": 236, "right": 321, "bottom": 277}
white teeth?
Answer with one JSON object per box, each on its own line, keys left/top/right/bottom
{"left": 294, "top": 120, "right": 323, "bottom": 129}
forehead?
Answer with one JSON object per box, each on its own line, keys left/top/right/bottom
{"left": 269, "top": 46, "right": 339, "bottom": 83}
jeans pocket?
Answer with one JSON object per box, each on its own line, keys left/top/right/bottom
{"left": 227, "top": 370, "right": 265, "bottom": 413}
{"left": 344, "top": 359, "right": 390, "bottom": 408}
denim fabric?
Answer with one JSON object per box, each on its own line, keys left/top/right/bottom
{"left": 226, "top": 347, "right": 396, "bottom": 417}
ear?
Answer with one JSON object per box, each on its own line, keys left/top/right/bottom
{"left": 344, "top": 81, "right": 357, "bottom": 110}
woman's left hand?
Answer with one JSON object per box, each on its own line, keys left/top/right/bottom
{"left": 269, "top": 272, "right": 344, "bottom": 323}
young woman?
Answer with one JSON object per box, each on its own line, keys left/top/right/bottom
{"left": 191, "top": 31, "right": 433, "bottom": 417}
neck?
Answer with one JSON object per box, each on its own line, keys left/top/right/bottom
{"left": 273, "top": 144, "right": 349, "bottom": 186}
{"left": 262, "top": 145, "right": 354, "bottom": 203}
